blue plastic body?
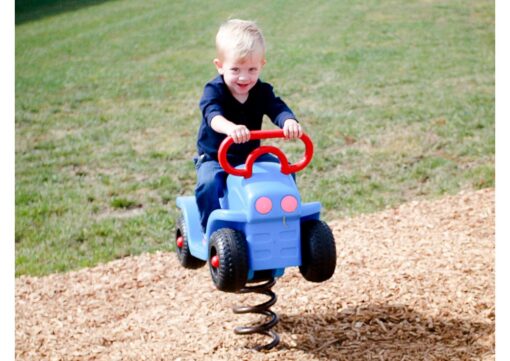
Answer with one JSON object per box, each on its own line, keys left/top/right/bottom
{"left": 176, "top": 162, "right": 321, "bottom": 280}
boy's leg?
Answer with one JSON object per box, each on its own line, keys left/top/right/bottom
{"left": 194, "top": 159, "right": 227, "bottom": 232}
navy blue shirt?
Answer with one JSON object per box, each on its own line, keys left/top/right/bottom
{"left": 197, "top": 75, "right": 297, "bottom": 162}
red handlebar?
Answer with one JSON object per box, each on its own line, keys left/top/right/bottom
{"left": 218, "top": 129, "right": 314, "bottom": 178}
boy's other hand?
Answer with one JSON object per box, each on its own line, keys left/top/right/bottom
{"left": 229, "top": 124, "right": 251, "bottom": 144}
{"left": 283, "top": 119, "right": 303, "bottom": 140}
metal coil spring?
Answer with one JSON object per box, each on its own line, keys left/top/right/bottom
{"left": 232, "top": 278, "right": 280, "bottom": 351}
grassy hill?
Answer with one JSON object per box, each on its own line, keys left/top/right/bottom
{"left": 15, "top": 0, "right": 494, "bottom": 276}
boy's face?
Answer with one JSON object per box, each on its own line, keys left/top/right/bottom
{"left": 214, "top": 51, "right": 265, "bottom": 102}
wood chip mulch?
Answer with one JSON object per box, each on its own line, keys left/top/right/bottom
{"left": 16, "top": 188, "right": 495, "bottom": 361}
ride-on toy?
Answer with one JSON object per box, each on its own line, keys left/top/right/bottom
{"left": 175, "top": 129, "right": 336, "bottom": 350}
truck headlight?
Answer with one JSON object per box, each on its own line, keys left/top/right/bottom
{"left": 255, "top": 196, "right": 272, "bottom": 214}
{"left": 281, "top": 195, "right": 298, "bottom": 213}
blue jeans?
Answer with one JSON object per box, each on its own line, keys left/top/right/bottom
{"left": 194, "top": 153, "right": 282, "bottom": 232}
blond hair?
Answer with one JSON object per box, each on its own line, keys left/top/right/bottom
{"left": 215, "top": 19, "right": 265, "bottom": 60}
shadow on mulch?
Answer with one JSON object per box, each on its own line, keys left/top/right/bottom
{"left": 278, "top": 303, "right": 494, "bottom": 359}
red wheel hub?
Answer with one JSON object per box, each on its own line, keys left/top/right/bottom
{"left": 176, "top": 236, "right": 184, "bottom": 248}
{"left": 211, "top": 255, "right": 220, "bottom": 268}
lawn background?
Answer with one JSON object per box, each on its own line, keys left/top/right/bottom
{"left": 15, "top": 0, "right": 494, "bottom": 276}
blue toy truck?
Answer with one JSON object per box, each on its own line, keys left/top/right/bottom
{"left": 175, "top": 130, "right": 336, "bottom": 292}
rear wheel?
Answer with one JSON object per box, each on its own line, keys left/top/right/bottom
{"left": 209, "top": 228, "right": 248, "bottom": 292}
{"left": 300, "top": 220, "right": 336, "bottom": 282}
{"left": 175, "top": 215, "right": 206, "bottom": 269}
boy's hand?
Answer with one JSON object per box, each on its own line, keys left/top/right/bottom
{"left": 228, "top": 124, "right": 251, "bottom": 144}
{"left": 283, "top": 119, "right": 303, "bottom": 140}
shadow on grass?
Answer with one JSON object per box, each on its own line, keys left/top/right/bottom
{"left": 16, "top": 0, "right": 115, "bottom": 25}
{"left": 277, "top": 303, "right": 494, "bottom": 359}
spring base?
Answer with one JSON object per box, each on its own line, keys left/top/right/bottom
{"left": 232, "top": 278, "right": 280, "bottom": 351}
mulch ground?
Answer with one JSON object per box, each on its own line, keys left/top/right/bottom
{"left": 15, "top": 188, "right": 495, "bottom": 361}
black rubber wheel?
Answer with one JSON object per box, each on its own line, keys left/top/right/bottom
{"left": 175, "top": 215, "right": 206, "bottom": 269}
{"left": 299, "top": 219, "right": 336, "bottom": 282}
{"left": 208, "top": 228, "right": 248, "bottom": 293}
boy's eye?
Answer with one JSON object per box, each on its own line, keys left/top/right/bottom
{"left": 230, "top": 67, "right": 240, "bottom": 73}
{"left": 249, "top": 68, "right": 258, "bottom": 72}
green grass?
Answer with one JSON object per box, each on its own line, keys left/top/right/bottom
{"left": 15, "top": 0, "right": 494, "bottom": 276}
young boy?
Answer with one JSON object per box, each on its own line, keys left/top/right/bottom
{"left": 195, "top": 19, "right": 303, "bottom": 232}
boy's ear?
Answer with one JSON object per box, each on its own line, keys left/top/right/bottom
{"left": 213, "top": 58, "right": 223, "bottom": 74}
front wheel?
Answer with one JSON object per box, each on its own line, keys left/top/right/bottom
{"left": 208, "top": 228, "right": 248, "bottom": 293}
{"left": 300, "top": 220, "right": 336, "bottom": 282}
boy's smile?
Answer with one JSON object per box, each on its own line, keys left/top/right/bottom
{"left": 214, "top": 51, "right": 266, "bottom": 103}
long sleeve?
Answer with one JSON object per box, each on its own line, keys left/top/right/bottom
{"left": 261, "top": 83, "right": 297, "bottom": 128}
{"left": 199, "top": 83, "right": 225, "bottom": 126}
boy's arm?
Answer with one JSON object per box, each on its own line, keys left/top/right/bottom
{"left": 262, "top": 84, "right": 303, "bottom": 139}
{"left": 211, "top": 115, "right": 251, "bottom": 144}
{"left": 200, "top": 81, "right": 250, "bottom": 144}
